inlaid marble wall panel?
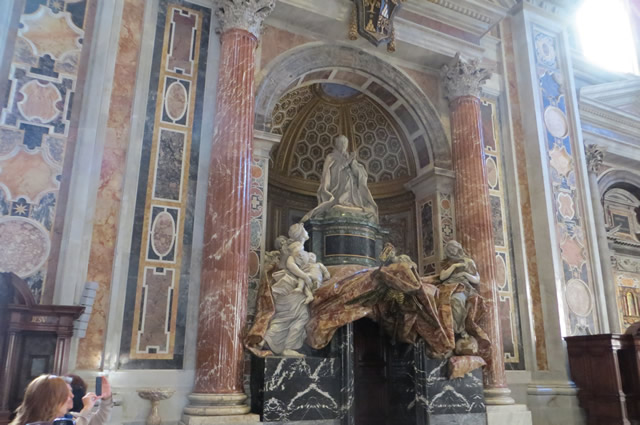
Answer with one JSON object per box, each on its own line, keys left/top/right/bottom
{"left": 419, "top": 198, "right": 436, "bottom": 275}
{"left": 439, "top": 192, "right": 454, "bottom": 248}
{"left": 0, "top": 0, "right": 91, "bottom": 303}
{"left": 379, "top": 208, "right": 417, "bottom": 261}
{"left": 481, "top": 98, "right": 524, "bottom": 370}
{"left": 248, "top": 156, "right": 268, "bottom": 319}
{"left": 415, "top": 192, "right": 454, "bottom": 277}
{"left": 118, "top": 0, "right": 210, "bottom": 369}
{"left": 532, "top": 26, "right": 600, "bottom": 335}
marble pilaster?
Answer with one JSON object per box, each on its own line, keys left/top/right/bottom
{"left": 248, "top": 130, "right": 280, "bottom": 318}
{"left": 441, "top": 55, "right": 514, "bottom": 406}
{"left": 182, "top": 0, "right": 275, "bottom": 422}
{"left": 585, "top": 145, "right": 620, "bottom": 333}
{"left": 500, "top": 16, "right": 548, "bottom": 372}
{"left": 74, "top": 0, "right": 146, "bottom": 369}
{"left": 510, "top": 3, "right": 597, "bottom": 424}
{"left": 405, "top": 167, "right": 456, "bottom": 275}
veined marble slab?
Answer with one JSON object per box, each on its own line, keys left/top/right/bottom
{"left": 251, "top": 356, "right": 342, "bottom": 422}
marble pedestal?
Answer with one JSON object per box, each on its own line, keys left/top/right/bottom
{"left": 306, "top": 214, "right": 386, "bottom": 267}
{"left": 251, "top": 356, "right": 342, "bottom": 423}
{"left": 416, "top": 357, "right": 487, "bottom": 425}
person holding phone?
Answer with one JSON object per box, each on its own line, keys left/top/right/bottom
{"left": 68, "top": 376, "right": 112, "bottom": 425}
{"left": 10, "top": 374, "right": 113, "bottom": 425}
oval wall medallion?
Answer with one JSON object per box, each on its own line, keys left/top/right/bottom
{"left": 544, "top": 106, "right": 569, "bottom": 139}
{"left": 495, "top": 254, "right": 507, "bottom": 290}
{"left": 0, "top": 217, "right": 50, "bottom": 277}
{"left": 486, "top": 157, "right": 498, "bottom": 189}
{"left": 565, "top": 278, "right": 593, "bottom": 318}
{"left": 165, "top": 82, "right": 188, "bottom": 122}
{"left": 151, "top": 211, "right": 176, "bottom": 258}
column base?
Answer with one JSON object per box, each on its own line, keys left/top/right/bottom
{"left": 484, "top": 387, "right": 516, "bottom": 405}
{"left": 527, "top": 381, "right": 586, "bottom": 425}
{"left": 486, "top": 405, "right": 532, "bottom": 425}
{"left": 182, "top": 393, "right": 251, "bottom": 418}
{"left": 179, "top": 414, "right": 260, "bottom": 425}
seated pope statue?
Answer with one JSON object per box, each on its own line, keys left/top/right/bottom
{"left": 302, "top": 135, "right": 378, "bottom": 222}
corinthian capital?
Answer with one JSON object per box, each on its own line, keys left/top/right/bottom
{"left": 585, "top": 144, "right": 605, "bottom": 175}
{"left": 440, "top": 54, "right": 491, "bottom": 101}
{"left": 214, "top": 0, "right": 276, "bottom": 38}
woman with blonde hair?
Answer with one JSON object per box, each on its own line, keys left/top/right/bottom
{"left": 10, "top": 374, "right": 112, "bottom": 425}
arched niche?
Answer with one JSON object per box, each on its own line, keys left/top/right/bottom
{"left": 598, "top": 169, "right": 640, "bottom": 201}
{"left": 254, "top": 42, "right": 451, "bottom": 171}
{"left": 269, "top": 83, "right": 417, "bottom": 199}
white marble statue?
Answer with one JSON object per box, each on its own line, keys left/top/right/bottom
{"left": 439, "top": 240, "right": 480, "bottom": 338}
{"left": 301, "top": 252, "right": 330, "bottom": 292}
{"left": 263, "top": 224, "right": 329, "bottom": 357}
{"left": 302, "top": 135, "right": 378, "bottom": 222}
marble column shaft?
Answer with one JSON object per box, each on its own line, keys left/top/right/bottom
{"left": 585, "top": 145, "right": 619, "bottom": 333}
{"left": 449, "top": 95, "right": 508, "bottom": 392}
{"left": 195, "top": 28, "right": 258, "bottom": 395}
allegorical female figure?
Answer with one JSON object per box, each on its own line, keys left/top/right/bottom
{"left": 439, "top": 240, "right": 480, "bottom": 337}
{"left": 247, "top": 224, "right": 329, "bottom": 357}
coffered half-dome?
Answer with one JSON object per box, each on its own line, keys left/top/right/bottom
{"left": 270, "top": 83, "right": 417, "bottom": 198}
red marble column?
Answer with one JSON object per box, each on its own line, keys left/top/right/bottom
{"left": 195, "top": 27, "right": 256, "bottom": 396}
{"left": 183, "top": 1, "right": 275, "bottom": 420}
{"left": 442, "top": 56, "right": 514, "bottom": 404}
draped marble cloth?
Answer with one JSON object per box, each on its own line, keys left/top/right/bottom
{"left": 246, "top": 262, "right": 491, "bottom": 366}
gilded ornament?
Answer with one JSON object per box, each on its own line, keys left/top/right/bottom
{"left": 349, "top": 0, "right": 405, "bottom": 51}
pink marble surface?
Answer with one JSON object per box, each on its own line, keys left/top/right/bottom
{"left": 501, "top": 18, "right": 548, "bottom": 371}
{"left": 259, "top": 25, "right": 313, "bottom": 72}
{"left": 76, "top": 0, "right": 145, "bottom": 370}
{"left": 195, "top": 28, "right": 258, "bottom": 394}
{"left": 450, "top": 95, "right": 507, "bottom": 389}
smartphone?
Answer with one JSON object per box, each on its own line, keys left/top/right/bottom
{"left": 95, "top": 376, "right": 102, "bottom": 396}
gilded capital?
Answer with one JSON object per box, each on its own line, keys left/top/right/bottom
{"left": 585, "top": 144, "right": 605, "bottom": 175}
{"left": 440, "top": 54, "right": 491, "bottom": 101}
{"left": 214, "top": 0, "right": 276, "bottom": 38}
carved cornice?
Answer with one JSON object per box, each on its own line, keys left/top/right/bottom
{"left": 416, "top": 0, "right": 511, "bottom": 37}
{"left": 579, "top": 98, "right": 640, "bottom": 140}
{"left": 585, "top": 144, "right": 605, "bottom": 175}
{"left": 515, "top": 0, "right": 580, "bottom": 17}
{"left": 214, "top": 0, "right": 276, "bottom": 38}
{"left": 405, "top": 166, "right": 455, "bottom": 199}
{"left": 440, "top": 54, "right": 491, "bottom": 100}
{"left": 426, "top": 0, "right": 494, "bottom": 24}
{"left": 253, "top": 130, "right": 281, "bottom": 159}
